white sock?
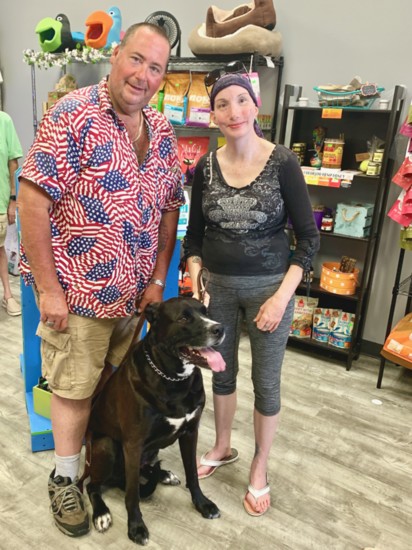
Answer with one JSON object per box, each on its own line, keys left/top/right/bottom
{"left": 54, "top": 452, "right": 81, "bottom": 482}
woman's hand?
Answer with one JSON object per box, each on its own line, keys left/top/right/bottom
{"left": 254, "top": 292, "right": 289, "bottom": 333}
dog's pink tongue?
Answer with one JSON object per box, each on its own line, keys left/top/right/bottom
{"left": 200, "top": 348, "right": 226, "bottom": 372}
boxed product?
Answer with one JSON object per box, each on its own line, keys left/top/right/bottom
{"left": 290, "top": 296, "right": 319, "bottom": 338}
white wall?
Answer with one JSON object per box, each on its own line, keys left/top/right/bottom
{"left": 0, "top": 0, "right": 410, "bottom": 346}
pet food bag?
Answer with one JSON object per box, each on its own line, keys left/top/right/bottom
{"left": 163, "top": 73, "right": 191, "bottom": 125}
{"left": 185, "top": 73, "right": 211, "bottom": 127}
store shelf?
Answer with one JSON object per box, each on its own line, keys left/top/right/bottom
{"left": 298, "top": 278, "right": 360, "bottom": 302}
{"left": 288, "top": 335, "right": 360, "bottom": 363}
{"left": 279, "top": 83, "right": 406, "bottom": 369}
{"left": 167, "top": 54, "right": 283, "bottom": 73}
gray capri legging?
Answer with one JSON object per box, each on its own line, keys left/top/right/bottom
{"left": 207, "top": 272, "right": 294, "bottom": 416}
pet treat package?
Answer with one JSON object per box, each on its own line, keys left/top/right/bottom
{"left": 177, "top": 136, "right": 210, "bottom": 186}
{"left": 328, "top": 310, "right": 355, "bottom": 348}
{"left": 290, "top": 296, "right": 319, "bottom": 338}
{"left": 163, "top": 72, "right": 191, "bottom": 125}
{"left": 186, "top": 73, "right": 211, "bottom": 127}
{"left": 312, "top": 308, "right": 341, "bottom": 343}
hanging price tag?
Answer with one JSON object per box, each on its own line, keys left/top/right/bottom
{"left": 322, "top": 108, "right": 343, "bottom": 119}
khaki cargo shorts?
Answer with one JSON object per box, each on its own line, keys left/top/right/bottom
{"left": 0, "top": 213, "right": 7, "bottom": 247}
{"left": 36, "top": 313, "right": 139, "bottom": 399}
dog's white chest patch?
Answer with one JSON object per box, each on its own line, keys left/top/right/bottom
{"left": 166, "top": 408, "right": 199, "bottom": 432}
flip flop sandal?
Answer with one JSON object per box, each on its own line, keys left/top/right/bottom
{"left": 243, "top": 483, "right": 271, "bottom": 516}
{"left": 198, "top": 448, "right": 239, "bottom": 480}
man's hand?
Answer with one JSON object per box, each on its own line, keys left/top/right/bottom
{"left": 39, "top": 289, "right": 69, "bottom": 331}
{"left": 136, "top": 284, "right": 164, "bottom": 314}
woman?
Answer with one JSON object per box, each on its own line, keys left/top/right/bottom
{"left": 183, "top": 69, "right": 319, "bottom": 516}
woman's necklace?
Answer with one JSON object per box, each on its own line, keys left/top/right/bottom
{"left": 132, "top": 114, "right": 144, "bottom": 143}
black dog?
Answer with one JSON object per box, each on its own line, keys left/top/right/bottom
{"left": 85, "top": 297, "right": 225, "bottom": 545}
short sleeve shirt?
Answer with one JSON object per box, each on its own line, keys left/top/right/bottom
{"left": 0, "top": 111, "right": 23, "bottom": 213}
{"left": 19, "top": 77, "right": 184, "bottom": 318}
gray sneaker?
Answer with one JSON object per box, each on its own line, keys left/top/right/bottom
{"left": 48, "top": 470, "right": 90, "bottom": 537}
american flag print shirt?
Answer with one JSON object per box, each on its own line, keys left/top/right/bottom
{"left": 20, "top": 77, "right": 184, "bottom": 318}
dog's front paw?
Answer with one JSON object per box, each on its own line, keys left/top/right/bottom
{"left": 94, "top": 511, "right": 112, "bottom": 532}
{"left": 128, "top": 521, "right": 149, "bottom": 546}
{"left": 195, "top": 498, "right": 221, "bottom": 519}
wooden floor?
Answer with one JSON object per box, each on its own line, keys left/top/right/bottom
{"left": 1, "top": 275, "right": 412, "bottom": 550}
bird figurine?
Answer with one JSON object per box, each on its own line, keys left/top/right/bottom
{"left": 85, "top": 6, "right": 124, "bottom": 50}
{"left": 35, "top": 14, "right": 84, "bottom": 53}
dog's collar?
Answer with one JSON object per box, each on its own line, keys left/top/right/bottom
{"left": 144, "top": 348, "right": 191, "bottom": 382}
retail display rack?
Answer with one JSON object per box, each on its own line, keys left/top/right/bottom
{"left": 279, "top": 83, "right": 406, "bottom": 369}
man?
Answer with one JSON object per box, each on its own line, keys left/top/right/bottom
{"left": 0, "top": 111, "right": 22, "bottom": 316}
{"left": 17, "top": 23, "right": 183, "bottom": 537}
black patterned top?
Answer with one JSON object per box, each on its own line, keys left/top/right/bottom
{"left": 184, "top": 144, "right": 319, "bottom": 276}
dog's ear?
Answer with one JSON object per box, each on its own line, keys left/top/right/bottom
{"left": 144, "top": 302, "right": 161, "bottom": 324}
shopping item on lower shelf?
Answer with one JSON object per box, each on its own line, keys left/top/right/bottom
{"left": 339, "top": 255, "right": 357, "bottom": 273}
{"left": 320, "top": 262, "right": 359, "bottom": 296}
{"left": 328, "top": 311, "right": 355, "bottom": 349}
{"left": 290, "top": 296, "right": 319, "bottom": 338}
{"left": 313, "top": 308, "right": 337, "bottom": 343}
{"left": 334, "top": 202, "right": 374, "bottom": 238}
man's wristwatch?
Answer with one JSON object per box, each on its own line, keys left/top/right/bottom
{"left": 149, "top": 278, "right": 165, "bottom": 289}
{"left": 9, "top": 195, "right": 16, "bottom": 201}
